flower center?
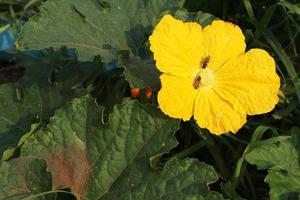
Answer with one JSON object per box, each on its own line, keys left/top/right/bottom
{"left": 193, "top": 56, "right": 214, "bottom": 89}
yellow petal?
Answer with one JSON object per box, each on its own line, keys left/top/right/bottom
{"left": 158, "top": 74, "right": 197, "bottom": 121}
{"left": 149, "top": 15, "right": 205, "bottom": 77}
{"left": 213, "top": 48, "right": 280, "bottom": 116}
{"left": 202, "top": 20, "right": 246, "bottom": 70}
{"left": 194, "top": 88, "right": 247, "bottom": 135}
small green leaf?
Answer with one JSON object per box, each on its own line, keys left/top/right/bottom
{"left": 18, "top": 0, "right": 181, "bottom": 62}
{"left": 174, "top": 9, "right": 217, "bottom": 27}
{"left": 195, "top": 11, "right": 217, "bottom": 27}
{"left": 123, "top": 56, "right": 161, "bottom": 89}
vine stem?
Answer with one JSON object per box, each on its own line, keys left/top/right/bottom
{"left": 172, "top": 140, "right": 206, "bottom": 160}
{"left": 192, "top": 122, "right": 230, "bottom": 180}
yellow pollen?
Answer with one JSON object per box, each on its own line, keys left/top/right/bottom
{"left": 201, "top": 69, "right": 215, "bottom": 86}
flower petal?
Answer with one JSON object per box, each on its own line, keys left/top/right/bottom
{"left": 194, "top": 88, "right": 247, "bottom": 135}
{"left": 158, "top": 74, "right": 197, "bottom": 121}
{"left": 202, "top": 20, "right": 246, "bottom": 70}
{"left": 213, "top": 48, "right": 280, "bottom": 115}
{"left": 149, "top": 15, "right": 205, "bottom": 77}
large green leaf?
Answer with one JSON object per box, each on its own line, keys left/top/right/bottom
{"left": 18, "top": 0, "right": 181, "bottom": 62}
{"left": 245, "top": 128, "right": 300, "bottom": 200}
{"left": 0, "top": 52, "right": 100, "bottom": 158}
{"left": 20, "top": 95, "right": 224, "bottom": 200}
{"left": 102, "top": 158, "right": 225, "bottom": 200}
{"left": 0, "top": 158, "right": 52, "bottom": 200}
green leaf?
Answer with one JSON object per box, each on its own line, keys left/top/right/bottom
{"left": 0, "top": 52, "right": 100, "bottom": 158}
{"left": 123, "top": 56, "right": 161, "bottom": 89}
{"left": 278, "top": 0, "right": 300, "bottom": 15}
{"left": 18, "top": 0, "right": 181, "bottom": 62}
{"left": 195, "top": 11, "right": 217, "bottom": 27}
{"left": 103, "top": 158, "right": 225, "bottom": 200}
{"left": 245, "top": 128, "right": 300, "bottom": 200}
{"left": 20, "top": 95, "right": 224, "bottom": 199}
{"left": 0, "top": 158, "right": 52, "bottom": 200}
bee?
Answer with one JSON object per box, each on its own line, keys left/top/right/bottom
{"left": 202, "top": 56, "right": 210, "bottom": 68}
{"left": 193, "top": 56, "right": 210, "bottom": 89}
{"left": 193, "top": 76, "right": 201, "bottom": 89}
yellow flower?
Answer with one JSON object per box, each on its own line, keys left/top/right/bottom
{"left": 149, "top": 15, "right": 280, "bottom": 135}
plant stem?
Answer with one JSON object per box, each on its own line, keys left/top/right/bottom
{"left": 193, "top": 123, "right": 231, "bottom": 180}
{"left": 172, "top": 140, "right": 206, "bottom": 160}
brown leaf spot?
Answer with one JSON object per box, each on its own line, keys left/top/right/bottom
{"left": 16, "top": 158, "right": 31, "bottom": 194}
{"left": 44, "top": 146, "right": 91, "bottom": 198}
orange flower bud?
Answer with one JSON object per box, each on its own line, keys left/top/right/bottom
{"left": 145, "top": 87, "right": 153, "bottom": 99}
{"left": 131, "top": 88, "right": 140, "bottom": 98}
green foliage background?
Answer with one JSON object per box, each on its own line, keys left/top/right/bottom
{"left": 0, "top": 0, "right": 299, "bottom": 199}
